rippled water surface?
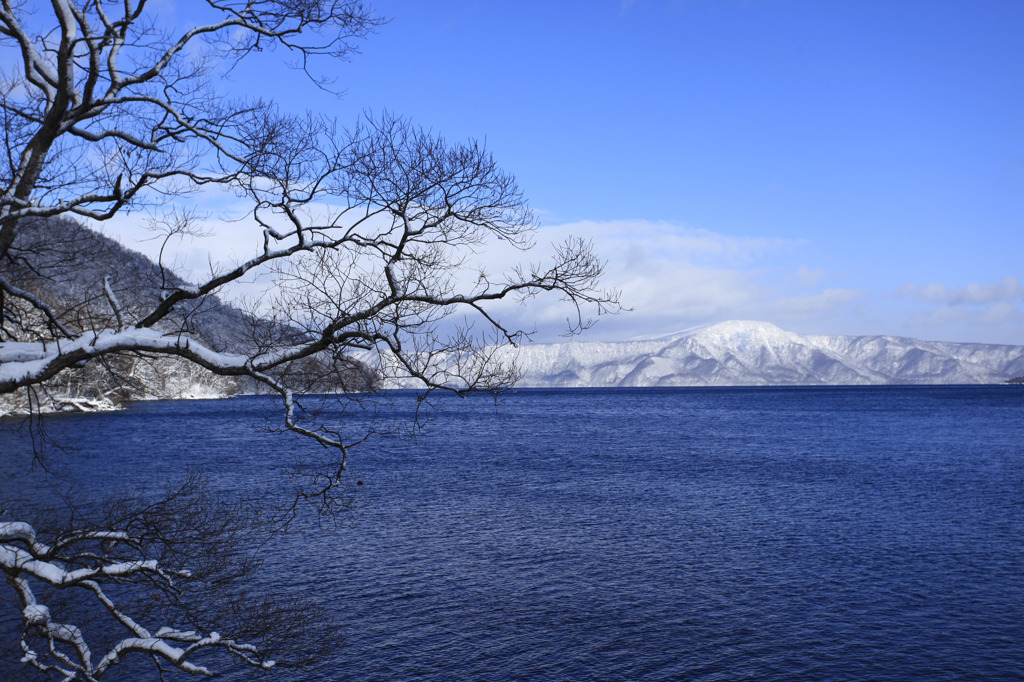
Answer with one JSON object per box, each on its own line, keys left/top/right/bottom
{"left": 3, "top": 386, "right": 1023, "bottom": 680}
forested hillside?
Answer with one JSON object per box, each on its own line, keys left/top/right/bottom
{"left": 0, "top": 218, "right": 374, "bottom": 414}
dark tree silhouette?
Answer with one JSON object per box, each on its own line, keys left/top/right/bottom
{"left": 0, "top": 0, "right": 617, "bottom": 677}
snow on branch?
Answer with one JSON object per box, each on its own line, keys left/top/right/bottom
{"left": 1, "top": 474, "right": 331, "bottom": 678}
{"left": 0, "top": 0, "right": 620, "bottom": 672}
{"left": 1, "top": 521, "right": 273, "bottom": 678}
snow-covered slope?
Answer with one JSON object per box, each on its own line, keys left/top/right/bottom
{"left": 509, "top": 321, "right": 1024, "bottom": 387}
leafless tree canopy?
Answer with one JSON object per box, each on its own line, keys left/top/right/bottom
{"left": 0, "top": 0, "right": 618, "bottom": 677}
{"left": 3, "top": 473, "right": 340, "bottom": 679}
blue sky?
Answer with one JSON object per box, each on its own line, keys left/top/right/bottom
{"left": 139, "top": 1, "right": 1023, "bottom": 344}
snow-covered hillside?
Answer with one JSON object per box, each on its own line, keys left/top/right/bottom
{"left": 506, "top": 321, "right": 1024, "bottom": 387}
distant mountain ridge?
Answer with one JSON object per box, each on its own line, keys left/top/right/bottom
{"left": 507, "top": 321, "right": 1024, "bottom": 387}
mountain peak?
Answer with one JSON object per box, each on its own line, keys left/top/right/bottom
{"left": 689, "top": 319, "right": 789, "bottom": 338}
{"left": 509, "top": 322, "right": 1024, "bottom": 387}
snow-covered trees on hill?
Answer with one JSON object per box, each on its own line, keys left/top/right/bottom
{"left": 0, "top": 217, "right": 379, "bottom": 415}
{"left": 1, "top": 218, "right": 239, "bottom": 414}
{"left": 0, "top": 0, "right": 616, "bottom": 677}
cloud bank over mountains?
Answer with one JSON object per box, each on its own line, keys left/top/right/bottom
{"left": 898, "top": 276, "right": 1023, "bottom": 331}
{"left": 101, "top": 208, "right": 1023, "bottom": 347}
{"left": 522, "top": 220, "right": 1023, "bottom": 345}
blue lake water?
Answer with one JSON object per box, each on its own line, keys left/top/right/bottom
{"left": 2, "top": 386, "right": 1023, "bottom": 680}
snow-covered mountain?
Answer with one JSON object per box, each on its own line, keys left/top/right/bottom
{"left": 507, "top": 321, "right": 1024, "bottom": 387}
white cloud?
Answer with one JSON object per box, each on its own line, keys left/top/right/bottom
{"left": 765, "top": 288, "right": 864, "bottom": 316}
{"left": 92, "top": 186, "right": 260, "bottom": 273}
{"left": 477, "top": 219, "right": 857, "bottom": 341}
{"left": 536, "top": 219, "right": 796, "bottom": 266}
{"left": 793, "top": 264, "right": 824, "bottom": 287}
{"left": 897, "top": 276, "right": 1024, "bottom": 341}
{"left": 976, "top": 301, "right": 1023, "bottom": 325}
{"left": 907, "top": 302, "right": 1024, "bottom": 329}
{"left": 901, "top": 276, "right": 1021, "bottom": 305}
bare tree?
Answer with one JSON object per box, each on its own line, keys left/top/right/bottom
{"left": 0, "top": 0, "right": 617, "bottom": 677}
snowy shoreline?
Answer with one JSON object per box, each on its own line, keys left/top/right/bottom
{"left": 0, "top": 387, "right": 237, "bottom": 418}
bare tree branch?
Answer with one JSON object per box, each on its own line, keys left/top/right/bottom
{"left": 2, "top": 473, "right": 340, "bottom": 679}
{"left": 0, "top": 0, "right": 621, "bottom": 676}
